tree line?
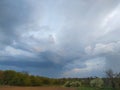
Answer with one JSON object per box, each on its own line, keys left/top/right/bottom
{"left": 0, "top": 70, "right": 62, "bottom": 86}
{"left": 0, "top": 69, "right": 120, "bottom": 89}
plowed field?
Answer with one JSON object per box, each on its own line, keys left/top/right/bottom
{"left": 0, "top": 87, "right": 76, "bottom": 90}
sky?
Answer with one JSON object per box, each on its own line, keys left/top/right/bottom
{"left": 0, "top": 0, "right": 120, "bottom": 78}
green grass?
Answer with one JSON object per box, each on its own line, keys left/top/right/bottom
{"left": 76, "top": 87, "right": 114, "bottom": 90}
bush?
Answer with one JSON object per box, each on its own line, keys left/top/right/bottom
{"left": 90, "top": 78, "right": 104, "bottom": 88}
{"left": 64, "top": 81, "right": 81, "bottom": 87}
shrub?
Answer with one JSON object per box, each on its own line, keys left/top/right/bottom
{"left": 90, "top": 78, "right": 104, "bottom": 88}
{"left": 64, "top": 81, "right": 81, "bottom": 87}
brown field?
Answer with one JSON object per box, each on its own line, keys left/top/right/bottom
{"left": 0, "top": 86, "right": 76, "bottom": 90}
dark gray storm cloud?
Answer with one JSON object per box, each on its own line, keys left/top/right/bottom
{"left": 0, "top": 0, "right": 120, "bottom": 77}
{"left": 0, "top": 0, "right": 33, "bottom": 48}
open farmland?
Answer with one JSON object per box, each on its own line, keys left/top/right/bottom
{"left": 0, "top": 87, "right": 76, "bottom": 90}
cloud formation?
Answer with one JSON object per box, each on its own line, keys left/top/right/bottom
{"left": 0, "top": 0, "right": 120, "bottom": 77}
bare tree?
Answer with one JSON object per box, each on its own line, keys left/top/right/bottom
{"left": 105, "top": 69, "right": 114, "bottom": 78}
{"left": 105, "top": 69, "right": 115, "bottom": 88}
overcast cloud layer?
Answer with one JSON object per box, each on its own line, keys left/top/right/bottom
{"left": 0, "top": 0, "right": 120, "bottom": 78}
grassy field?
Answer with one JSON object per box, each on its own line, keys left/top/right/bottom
{"left": 0, "top": 86, "right": 76, "bottom": 90}
{"left": 77, "top": 87, "right": 114, "bottom": 90}
{"left": 0, "top": 86, "right": 116, "bottom": 90}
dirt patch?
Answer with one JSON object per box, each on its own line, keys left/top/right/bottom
{"left": 0, "top": 86, "right": 76, "bottom": 90}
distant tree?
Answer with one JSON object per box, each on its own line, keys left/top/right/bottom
{"left": 2, "top": 70, "right": 17, "bottom": 85}
{"left": 0, "top": 70, "right": 4, "bottom": 85}
{"left": 30, "top": 76, "right": 42, "bottom": 86}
